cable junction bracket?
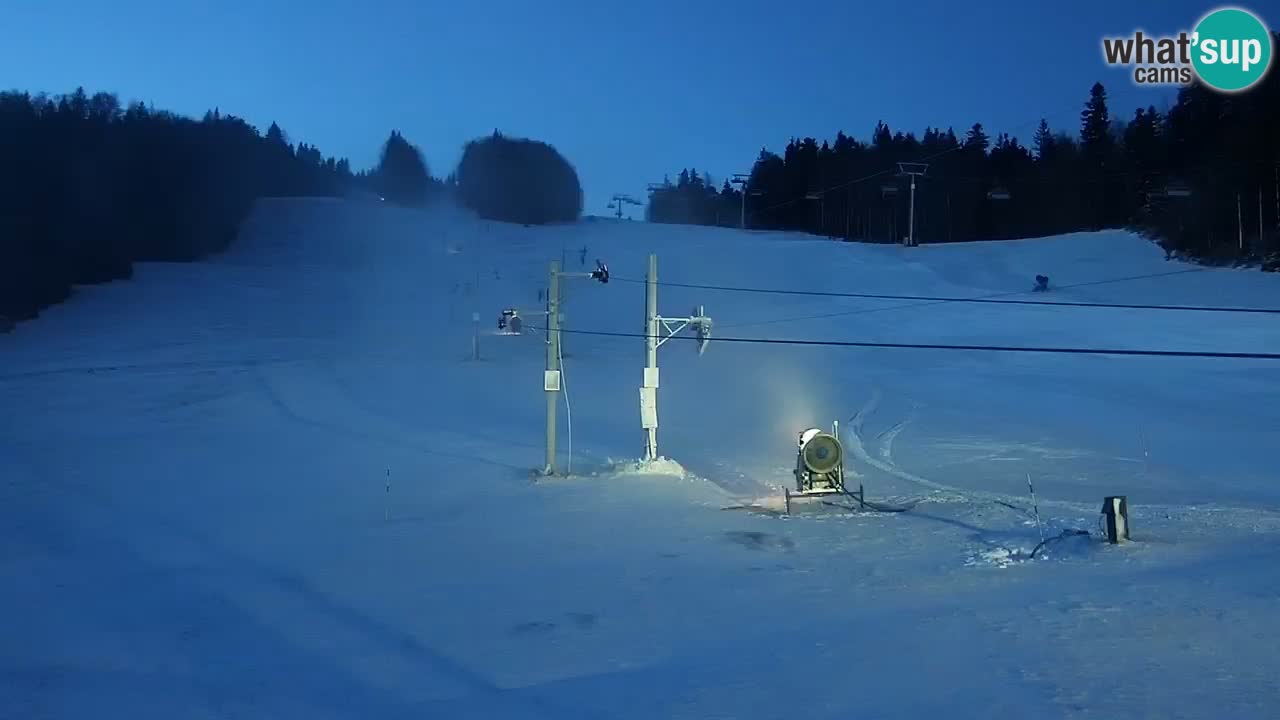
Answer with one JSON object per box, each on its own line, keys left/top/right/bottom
{"left": 654, "top": 307, "right": 712, "bottom": 351}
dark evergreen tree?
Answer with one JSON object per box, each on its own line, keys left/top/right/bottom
{"left": 1080, "top": 83, "right": 1113, "bottom": 160}
{"left": 373, "top": 130, "right": 433, "bottom": 207}
{"left": 1079, "top": 82, "right": 1127, "bottom": 228}
{"left": 964, "top": 123, "right": 990, "bottom": 153}
{"left": 1033, "top": 119, "right": 1054, "bottom": 161}
{"left": 265, "top": 121, "right": 289, "bottom": 151}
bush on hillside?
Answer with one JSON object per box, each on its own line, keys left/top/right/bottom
{"left": 455, "top": 131, "right": 582, "bottom": 224}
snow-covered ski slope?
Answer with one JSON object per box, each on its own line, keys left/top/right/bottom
{"left": 4, "top": 197, "right": 1280, "bottom": 719}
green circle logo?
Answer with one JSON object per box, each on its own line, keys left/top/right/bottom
{"left": 1191, "top": 7, "right": 1273, "bottom": 92}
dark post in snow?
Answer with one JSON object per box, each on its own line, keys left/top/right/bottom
{"left": 1238, "top": 192, "right": 1244, "bottom": 252}
{"left": 1102, "top": 496, "right": 1130, "bottom": 544}
{"left": 471, "top": 312, "right": 481, "bottom": 360}
{"left": 731, "top": 174, "right": 750, "bottom": 229}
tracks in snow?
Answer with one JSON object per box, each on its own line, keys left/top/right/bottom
{"left": 846, "top": 390, "right": 969, "bottom": 503}
{"left": 844, "top": 389, "right": 1280, "bottom": 522}
{"left": 875, "top": 402, "right": 919, "bottom": 466}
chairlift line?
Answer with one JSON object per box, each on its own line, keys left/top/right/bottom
{"left": 523, "top": 326, "right": 1280, "bottom": 360}
{"left": 606, "top": 274, "right": 1280, "bottom": 315}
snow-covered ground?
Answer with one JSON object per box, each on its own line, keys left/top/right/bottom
{"left": 4, "top": 197, "right": 1280, "bottom": 719}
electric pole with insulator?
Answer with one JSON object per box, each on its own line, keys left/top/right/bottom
{"left": 897, "top": 162, "right": 929, "bottom": 247}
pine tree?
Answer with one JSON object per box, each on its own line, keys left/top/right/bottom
{"left": 1033, "top": 119, "right": 1054, "bottom": 160}
{"left": 1080, "top": 82, "right": 1113, "bottom": 161}
{"left": 374, "top": 130, "right": 432, "bottom": 207}
{"left": 964, "top": 123, "right": 989, "bottom": 152}
{"left": 265, "top": 121, "right": 288, "bottom": 149}
{"left": 873, "top": 121, "right": 893, "bottom": 150}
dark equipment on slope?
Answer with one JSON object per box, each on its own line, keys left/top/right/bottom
{"left": 498, "top": 308, "right": 523, "bottom": 335}
{"left": 1101, "top": 496, "right": 1130, "bottom": 544}
{"left": 590, "top": 260, "right": 610, "bottom": 283}
{"left": 1034, "top": 275, "right": 1050, "bottom": 292}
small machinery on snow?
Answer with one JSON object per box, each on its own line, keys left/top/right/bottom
{"left": 497, "top": 308, "right": 523, "bottom": 334}
{"left": 784, "top": 421, "right": 866, "bottom": 513}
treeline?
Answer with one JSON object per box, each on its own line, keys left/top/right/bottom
{"left": 649, "top": 36, "right": 1280, "bottom": 269}
{"left": 352, "top": 129, "right": 584, "bottom": 227}
{"left": 0, "top": 87, "right": 355, "bottom": 324}
{"left": 0, "top": 86, "right": 588, "bottom": 328}
{"left": 359, "top": 129, "right": 584, "bottom": 224}
{"left": 646, "top": 168, "right": 740, "bottom": 227}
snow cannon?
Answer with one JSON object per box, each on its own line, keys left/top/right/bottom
{"left": 782, "top": 421, "right": 859, "bottom": 514}
{"left": 498, "top": 308, "right": 522, "bottom": 335}
{"left": 795, "top": 424, "right": 844, "bottom": 496}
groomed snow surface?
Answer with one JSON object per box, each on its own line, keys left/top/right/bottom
{"left": 4, "top": 197, "right": 1280, "bottom": 719}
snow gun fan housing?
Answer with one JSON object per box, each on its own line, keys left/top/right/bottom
{"left": 793, "top": 423, "right": 845, "bottom": 497}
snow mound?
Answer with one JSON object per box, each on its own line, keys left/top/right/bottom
{"left": 606, "top": 456, "right": 691, "bottom": 479}
{"left": 967, "top": 546, "right": 1024, "bottom": 568}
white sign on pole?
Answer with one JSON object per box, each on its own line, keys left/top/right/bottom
{"left": 544, "top": 370, "right": 562, "bottom": 392}
{"left": 643, "top": 367, "right": 659, "bottom": 389}
{"left": 640, "top": 387, "right": 658, "bottom": 429}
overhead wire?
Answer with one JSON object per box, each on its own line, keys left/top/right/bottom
{"left": 718, "top": 268, "right": 1215, "bottom": 329}
{"left": 524, "top": 325, "right": 1280, "bottom": 361}
{"left": 918, "top": 155, "right": 1275, "bottom": 189}
{"left": 608, "top": 267, "right": 1280, "bottom": 317}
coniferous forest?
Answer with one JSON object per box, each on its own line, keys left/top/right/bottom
{"left": 0, "top": 88, "right": 356, "bottom": 325}
{"left": 648, "top": 38, "right": 1280, "bottom": 272}
{"left": 0, "top": 88, "right": 584, "bottom": 327}
{"left": 3, "top": 60, "right": 1276, "bottom": 329}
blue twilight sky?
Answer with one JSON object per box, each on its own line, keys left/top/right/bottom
{"left": 2, "top": 1, "right": 1274, "bottom": 216}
